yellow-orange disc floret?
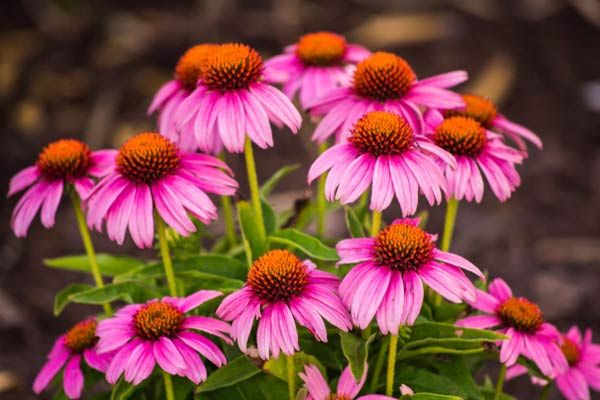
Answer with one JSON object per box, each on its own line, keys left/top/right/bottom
{"left": 174, "top": 43, "right": 220, "bottom": 91}
{"left": 374, "top": 223, "right": 435, "bottom": 271}
{"left": 433, "top": 116, "right": 486, "bottom": 157}
{"left": 134, "top": 301, "right": 184, "bottom": 340}
{"left": 296, "top": 32, "right": 347, "bottom": 66}
{"left": 200, "top": 43, "right": 264, "bottom": 92}
{"left": 561, "top": 337, "right": 581, "bottom": 366}
{"left": 116, "top": 132, "right": 180, "bottom": 184}
{"left": 349, "top": 111, "right": 414, "bottom": 156}
{"left": 498, "top": 297, "right": 544, "bottom": 334}
{"left": 353, "top": 52, "right": 416, "bottom": 101}
{"left": 446, "top": 93, "right": 498, "bottom": 127}
{"left": 247, "top": 249, "right": 308, "bottom": 303}
{"left": 64, "top": 319, "right": 98, "bottom": 353}
{"left": 37, "top": 139, "right": 91, "bottom": 180}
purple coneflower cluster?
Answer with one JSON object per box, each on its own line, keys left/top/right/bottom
{"left": 8, "top": 30, "right": 596, "bottom": 400}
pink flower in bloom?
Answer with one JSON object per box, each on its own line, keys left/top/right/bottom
{"left": 8, "top": 139, "right": 116, "bottom": 237}
{"left": 216, "top": 249, "right": 352, "bottom": 360}
{"left": 264, "top": 31, "right": 370, "bottom": 109}
{"left": 456, "top": 278, "right": 568, "bottom": 377}
{"left": 33, "top": 318, "right": 112, "bottom": 399}
{"left": 446, "top": 93, "right": 542, "bottom": 151}
{"left": 96, "top": 291, "right": 230, "bottom": 385}
{"left": 85, "top": 132, "right": 237, "bottom": 248}
{"left": 508, "top": 327, "right": 600, "bottom": 400}
{"left": 424, "top": 109, "right": 525, "bottom": 202}
{"left": 308, "top": 111, "right": 455, "bottom": 215}
{"left": 299, "top": 364, "right": 395, "bottom": 400}
{"left": 337, "top": 218, "right": 483, "bottom": 333}
{"left": 172, "top": 43, "right": 302, "bottom": 154}
{"left": 148, "top": 43, "right": 220, "bottom": 152}
{"left": 308, "top": 51, "right": 467, "bottom": 143}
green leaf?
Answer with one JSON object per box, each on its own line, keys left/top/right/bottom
{"left": 54, "top": 284, "right": 93, "bottom": 315}
{"left": 270, "top": 229, "right": 338, "bottom": 261}
{"left": 406, "top": 394, "right": 464, "bottom": 400}
{"left": 237, "top": 200, "right": 267, "bottom": 262}
{"left": 67, "top": 282, "right": 158, "bottom": 307}
{"left": 395, "top": 366, "right": 464, "bottom": 397}
{"left": 261, "top": 197, "right": 277, "bottom": 236}
{"left": 44, "top": 254, "right": 144, "bottom": 276}
{"left": 437, "top": 357, "right": 482, "bottom": 400}
{"left": 404, "top": 322, "right": 506, "bottom": 350}
{"left": 479, "top": 386, "right": 516, "bottom": 400}
{"left": 263, "top": 352, "right": 326, "bottom": 383}
{"left": 115, "top": 255, "right": 247, "bottom": 283}
{"left": 260, "top": 164, "right": 300, "bottom": 197}
{"left": 344, "top": 206, "right": 366, "bottom": 238}
{"left": 339, "top": 331, "right": 375, "bottom": 381}
{"left": 199, "top": 372, "right": 288, "bottom": 400}
{"left": 197, "top": 356, "right": 261, "bottom": 393}
{"left": 110, "top": 377, "right": 137, "bottom": 400}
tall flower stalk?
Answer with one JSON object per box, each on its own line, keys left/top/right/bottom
{"left": 244, "top": 138, "right": 267, "bottom": 240}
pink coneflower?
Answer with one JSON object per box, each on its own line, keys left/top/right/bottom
{"left": 337, "top": 217, "right": 483, "bottom": 334}
{"left": 172, "top": 43, "right": 302, "bottom": 154}
{"left": 299, "top": 364, "right": 395, "bottom": 400}
{"left": 508, "top": 327, "right": 600, "bottom": 400}
{"left": 216, "top": 249, "right": 352, "bottom": 360}
{"left": 85, "top": 132, "right": 237, "bottom": 248}
{"left": 264, "top": 32, "right": 370, "bottom": 109}
{"left": 308, "top": 111, "right": 455, "bottom": 215}
{"left": 8, "top": 139, "right": 115, "bottom": 237}
{"left": 148, "top": 44, "right": 220, "bottom": 152}
{"left": 446, "top": 93, "right": 542, "bottom": 151}
{"left": 308, "top": 51, "right": 467, "bottom": 143}
{"left": 456, "top": 278, "right": 568, "bottom": 377}
{"left": 33, "top": 318, "right": 112, "bottom": 399}
{"left": 424, "top": 109, "right": 524, "bottom": 202}
{"left": 96, "top": 291, "right": 230, "bottom": 385}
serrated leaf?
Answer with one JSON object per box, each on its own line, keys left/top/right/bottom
{"left": 344, "top": 206, "right": 366, "bottom": 238}
{"left": 54, "top": 284, "right": 93, "bottom": 315}
{"left": 260, "top": 164, "right": 300, "bottom": 197}
{"left": 197, "top": 356, "right": 261, "bottom": 393}
{"left": 404, "top": 322, "right": 506, "bottom": 350}
{"left": 44, "top": 254, "right": 143, "bottom": 276}
{"left": 237, "top": 200, "right": 267, "bottom": 262}
{"left": 339, "top": 331, "right": 375, "bottom": 381}
{"left": 270, "top": 229, "right": 338, "bottom": 261}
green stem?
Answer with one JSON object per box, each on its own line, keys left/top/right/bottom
{"left": 441, "top": 198, "right": 459, "bottom": 252}
{"left": 540, "top": 383, "right": 551, "bottom": 400}
{"left": 371, "top": 210, "right": 382, "bottom": 236}
{"left": 69, "top": 191, "right": 112, "bottom": 316}
{"left": 435, "top": 198, "right": 460, "bottom": 306}
{"left": 386, "top": 334, "right": 399, "bottom": 396}
{"left": 162, "top": 371, "right": 175, "bottom": 400}
{"left": 286, "top": 354, "right": 296, "bottom": 400}
{"left": 369, "top": 336, "right": 390, "bottom": 393}
{"left": 221, "top": 195, "right": 236, "bottom": 247}
{"left": 244, "top": 137, "right": 266, "bottom": 239}
{"left": 494, "top": 364, "right": 507, "bottom": 400}
{"left": 315, "top": 141, "right": 328, "bottom": 238}
{"left": 156, "top": 214, "right": 178, "bottom": 297}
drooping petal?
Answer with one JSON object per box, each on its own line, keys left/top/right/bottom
{"left": 8, "top": 165, "right": 40, "bottom": 196}
{"left": 62, "top": 355, "right": 84, "bottom": 400}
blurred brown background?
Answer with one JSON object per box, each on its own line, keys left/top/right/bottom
{"left": 1, "top": 0, "right": 600, "bottom": 398}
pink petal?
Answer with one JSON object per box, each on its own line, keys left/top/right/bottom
{"left": 63, "top": 355, "right": 84, "bottom": 399}
{"left": 8, "top": 165, "right": 39, "bottom": 196}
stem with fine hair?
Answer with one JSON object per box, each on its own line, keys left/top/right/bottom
{"left": 69, "top": 191, "right": 112, "bottom": 316}
{"left": 315, "top": 141, "right": 328, "bottom": 237}
{"left": 371, "top": 210, "right": 382, "bottom": 236}
{"left": 286, "top": 354, "right": 296, "bottom": 400}
{"left": 156, "top": 214, "right": 178, "bottom": 297}
{"left": 162, "top": 370, "right": 175, "bottom": 400}
{"left": 434, "top": 198, "right": 460, "bottom": 306}
{"left": 386, "top": 334, "right": 399, "bottom": 396}
{"left": 494, "top": 364, "right": 507, "bottom": 400}
{"left": 219, "top": 153, "right": 236, "bottom": 248}
{"left": 244, "top": 137, "right": 267, "bottom": 239}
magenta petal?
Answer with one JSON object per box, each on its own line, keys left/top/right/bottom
{"left": 179, "top": 290, "right": 223, "bottom": 313}
{"left": 557, "top": 368, "right": 591, "bottom": 400}
{"left": 63, "top": 355, "right": 84, "bottom": 400}
{"left": 33, "top": 346, "right": 70, "bottom": 394}
{"left": 40, "top": 180, "right": 64, "bottom": 228}
{"left": 300, "top": 364, "right": 331, "bottom": 399}
{"left": 8, "top": 165, "right": 40, "bottom": 196}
